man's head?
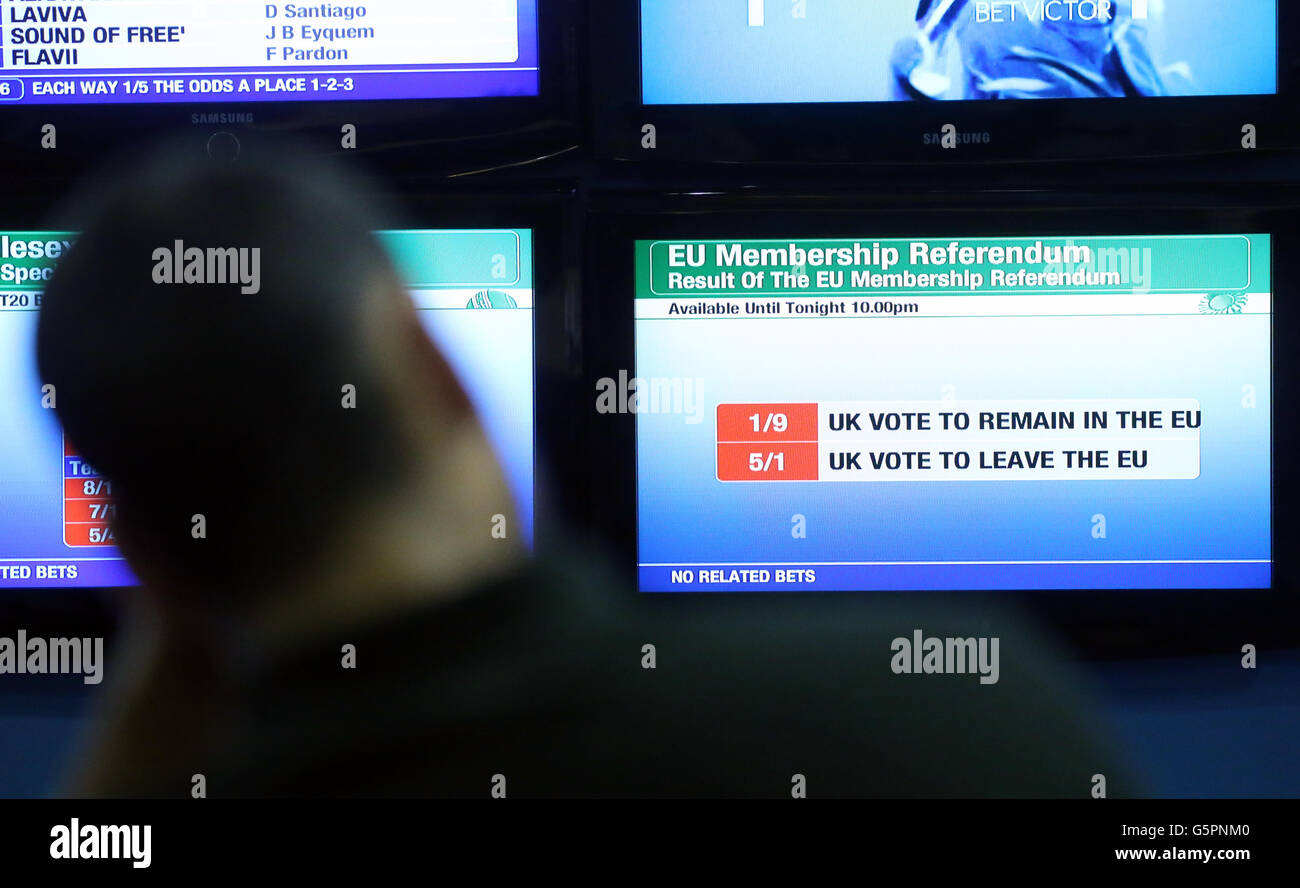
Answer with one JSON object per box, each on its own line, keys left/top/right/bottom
{"left": 38, "top": 145, "right": 472, "bottom": 603}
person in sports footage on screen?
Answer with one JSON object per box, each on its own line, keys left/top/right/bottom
{"left": 891, "top": 0, "right": 1167, "bottom": 100}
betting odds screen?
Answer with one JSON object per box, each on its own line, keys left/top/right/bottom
{"left": 641, "top": 0, "right": 1278, "bottom": 103}
{"left": 634, "top": 234, "right": 1272, "bottom": 592}
{"left": 0, "top": 228, "right": 535, "bottom": 589}
{"left": 0, "top": 0, "right": 538, "bottom": 104}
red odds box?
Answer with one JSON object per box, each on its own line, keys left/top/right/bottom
{"left": 63, "top": 498, "right": 116, "bottom": 523}
{"left": 717, "top": 442, "right": 819, "bottom": 481}
{"left": 64, "top": 523, "right": 115, "bottom": 547}
{"left": 716, "top": 403, "right": 818, "bottom": 442}
{"left": 64, "top": 477, "right": 111, "bottom": 498}
{"left": 64, "top": 434, "right": 117, "bottom": 547}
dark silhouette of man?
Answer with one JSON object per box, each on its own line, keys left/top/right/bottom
{"left": 39, "top": 147, "right": 1131, "bottom": 797}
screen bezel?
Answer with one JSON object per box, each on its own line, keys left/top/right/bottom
{"left": 0, "top": 187, "right": 574, "bottom": 614}
{"left": 593, "top": 1, "right": 1299, "bottom": 166}
{"left": 581, "top": 185, "right": 1298, "bottom": 656}
{"left": 0, "top": 0, "right": 578, "bottom": 178}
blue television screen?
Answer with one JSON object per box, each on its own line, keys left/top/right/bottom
{"left": 634, "top": 233, "right": 1271, "bottom": 592}
{"left": 0, "top": 1, "right": 539, "bottom": 105}
{"left": 642, "top": 0, "right": 1278, "bottom": 103}
{"left": 0, "top": 228, "right": 535, "bottom": 589}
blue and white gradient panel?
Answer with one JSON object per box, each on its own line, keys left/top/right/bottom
{"left": 0, "top": 229, "right": 536, "bottom": 589}
{"left": 634, "top": 234, "right": 1272, "bottom": 592}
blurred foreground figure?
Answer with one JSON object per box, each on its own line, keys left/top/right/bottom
{"left": 893, "top": 0, "right": 1165, "bottom": 100}
{"left": 40, "top": 146, "right": 1130, "bottom": 797}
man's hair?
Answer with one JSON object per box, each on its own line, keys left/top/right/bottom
{"left": 38, "top": 144, "right": 412, "bottom": 596}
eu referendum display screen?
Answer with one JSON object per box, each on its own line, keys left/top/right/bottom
{"left": 0, "top": 0, "right": 539, "bottom": 104}
{"left": 0, "top": 229, "right": 535, "bottom": 589}
{"left": 641, "top": 0, "right": 1278, "bottom": 103}
{"left": 634, "top": 235, "right": 1272, "bottom": 592}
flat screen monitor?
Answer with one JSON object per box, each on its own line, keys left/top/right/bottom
{"left": 0, "top": 1, "right": 578, "bottom": 176}
{"left": 642, "top": 1, "right": 1277, "bottom": 104}
{"left": 0, "top": 227, "right": 536, "bottom": 590}
{"left": 1, "top": 0, "right": 539, "bottom": 104}
{"left": 593, "top": 1, "right": 1297, "bottom": 163}
{"left": 623, "top": 228, "right": 1273, "bottom": 592}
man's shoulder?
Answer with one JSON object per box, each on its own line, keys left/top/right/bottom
{"left": 211, "top": 556, "right": 1128, "bottom": 797}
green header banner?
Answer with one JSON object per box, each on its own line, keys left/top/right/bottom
{"left": 1, "top": 230, "right": 533, "bottom": 295}
{"left": 636, "top": 235, "right": 1269, "bottom": 298}
{"left": 379, "top": 230, "right": 531, "bottom": 290}
{"left": 0, "top": 232, "right": 77, "bottom": 292}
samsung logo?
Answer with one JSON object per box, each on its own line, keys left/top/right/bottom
{"left": 191, "top": 112, "right": 255, "bottom": 125}
{"left": 924, "top": 124, "right": 993, "bottom": 148}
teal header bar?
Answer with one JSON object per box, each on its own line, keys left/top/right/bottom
{"left": 0, "top": 230, "right": 535, "bottom": 295}
{"left": 379, "top": 230, "right": 532, "bottom": 290}
{"left": 637, "top": 235, "right": 1269, "bottom": 297}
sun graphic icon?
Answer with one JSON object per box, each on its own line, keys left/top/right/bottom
{"left": 1200, "top": 292, "right": 1249, "bottom": 315}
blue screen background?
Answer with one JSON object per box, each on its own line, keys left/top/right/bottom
{"left": 641, "top": 0, "right": 1278, "bottom": 103}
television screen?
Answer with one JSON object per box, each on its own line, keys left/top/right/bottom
{"left": 0, "top": 228, "right": 536, "bottom": 589}
{"left": 642, "top": 0, "right": 1278, "bottom": 103}
{"left": 634, "top": 233, "right": 1271, "bottom": 592}
{"left": 0, "top": 0, "right": 539, "bottom": 105}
